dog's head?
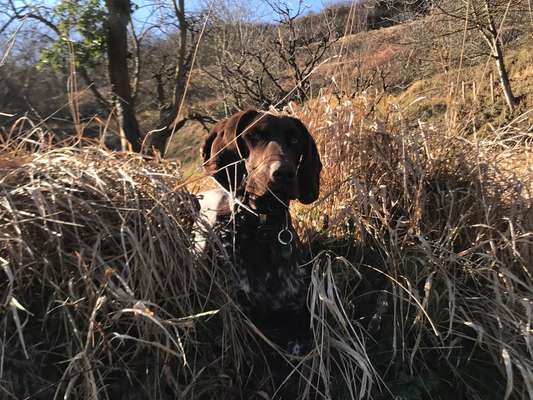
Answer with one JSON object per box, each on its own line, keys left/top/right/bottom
{"left": 201, "top": 110, "right": 322, "bottom": 205}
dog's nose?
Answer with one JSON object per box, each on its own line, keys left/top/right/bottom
{"left": 271, "top": 162, "right": 295, "bottom": 183}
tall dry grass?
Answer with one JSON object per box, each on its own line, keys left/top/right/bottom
{"left": 0, "top": 130, "right": 239, "bottom": 398}
{"left": 2, "top": 91, "right": 532, "bottom": 399}
{"left": 290, "top": 93, "right": 533, "bottom": 399}
{"left": 0, "top": 127, "right": 378, "bottom": 399}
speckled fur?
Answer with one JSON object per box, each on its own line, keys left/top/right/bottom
{"left": 212, "top": 205, "right": 311, "bottom": 355}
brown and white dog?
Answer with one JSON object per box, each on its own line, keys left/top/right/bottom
{"left": 195, "top": 110, "right": 322, "bottom": 363}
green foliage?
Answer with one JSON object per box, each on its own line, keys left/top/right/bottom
{"left": 39, "top": 0, "right": 106, "bottom": 71}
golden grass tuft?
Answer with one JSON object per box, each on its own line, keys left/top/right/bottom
{"left": 0, "top": 128, "right": 377, "bottom": 399}
{"left": 0, "top": 131, "right": 214, "bottom": 398}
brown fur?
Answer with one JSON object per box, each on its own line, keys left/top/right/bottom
{"left": 198, "top": 110, "right": 323, "bottom": 395}
{"left": 201, "top": 110, "right": 322, "bottom": 206}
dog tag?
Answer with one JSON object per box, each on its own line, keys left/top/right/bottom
{"left": 278, "top": 229, "right": 293, "bottom": 245}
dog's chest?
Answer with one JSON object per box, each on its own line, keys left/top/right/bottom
{"left": 215, "top": 215, "right": 306, "bottom": 314}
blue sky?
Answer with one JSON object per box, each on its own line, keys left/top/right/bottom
{"left": 8, "top": 1, "right": 331, "bottom": 27}
{"left": 235, "top": 0, "right": 329, "bottom": 20}
{"left": 134, "top": 0, "right": 330, "bottom": 23}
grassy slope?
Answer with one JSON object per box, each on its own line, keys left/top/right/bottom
{"left": 2, "top": 14, "right": 532, "bottom": 400}
{"left": 167, "top": 20, "right": 532, "bottom": 174}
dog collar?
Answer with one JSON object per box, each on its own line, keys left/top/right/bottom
{"left": 233, "top": 202, "right": 294, "bottom": 260}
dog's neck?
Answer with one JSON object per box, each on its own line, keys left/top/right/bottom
{"left": 243, "top": 192, "right": 290, "bottom": 218}
{"left": 235, "top": 191, "right": 297, "bottom": 266}
{"left": 212, "top": 178, "right": 292, "bottom": 226}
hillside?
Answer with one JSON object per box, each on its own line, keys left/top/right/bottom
{"left": 1, "top": 3, "right": 532, "bottom": 399}
{"left": 165, "top": 17, "right": 532, "bottom": 173}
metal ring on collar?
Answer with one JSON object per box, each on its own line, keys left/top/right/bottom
{"left": 278, "top": 228, "right": 294, "bottom": 245}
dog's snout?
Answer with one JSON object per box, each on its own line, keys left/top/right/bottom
{"left": 270, "top": 161, "right": 296, "bottom": 183}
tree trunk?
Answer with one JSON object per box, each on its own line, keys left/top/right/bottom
{"left": 148, "top": 0, "right": 188, "bottom": 156}
{"left": 104, "top": 0, "right": 142, "bottom": 152}
{"left": 492, "top": 37, "right": 516, "bottom": 113}
{"left": 482, "top": 0, "right": 516, "bottom": 113}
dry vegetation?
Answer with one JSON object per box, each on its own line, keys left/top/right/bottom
{"left": 294, "top": 94, "right": 533, "bottom": 398}
{"left": 1, "top": 89, "right": 532, "bottom": 399}
{"left": 1, "top": 1, "right": 533, "bottom": 399}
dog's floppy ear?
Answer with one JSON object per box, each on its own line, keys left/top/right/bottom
{"left": 293, "top": 118, "right": 322, "bottom": 204}
{"left": 201, "top": 109, "right": 260, "bottom": 192}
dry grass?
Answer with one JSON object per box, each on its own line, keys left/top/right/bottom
{"left": 290, "top": 93, "right": 533, "bottom": 399}
{"left": 0, "top": 131, "right": 210, "bottom": 398}
{"left": 1, "top": 16, "right": 533, "bottom": 397}
{"left": 0, "top": 126, "right": 379, "bottom": 399}
{"left": 2, "top": 89, "right": 532, "bottom": 399}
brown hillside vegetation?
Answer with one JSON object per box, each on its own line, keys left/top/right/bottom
{"left": 1, "top": 90, "right": 532, "bottom": 398}
{"left": 164, "top": 16, "right": 533, "bottom": 170}
{"left": 1, "top": 1, "right": 533, "bottom": 399}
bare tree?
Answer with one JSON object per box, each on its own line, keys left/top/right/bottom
{"left": 106, "top": 0, "right": 210, "bottom": 154}
{"left": 147, "top": 0, "right": 197, "bottom": 154}
{"left": 268, "top": 0, "right": 338, "bottom": 101}
{"left": 433, "top": 0, "right": 528, "bottom": 112}
{"left": 206, "top": 0, "right": 340, "bottom": 111}
{"left": 104, "top": 0, "right": 142, "bottom": 151}
{"left": 1, "top": 0, "right": 206, "bottom": 155}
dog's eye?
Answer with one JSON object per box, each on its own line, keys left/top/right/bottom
{"left": 290, "top": 137, "right": 299, "bottom": 145}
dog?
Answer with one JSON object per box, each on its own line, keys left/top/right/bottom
{"left": 196, "top": 109, "right": 322, "bottom": 309}
{"left": 195, "top": 109, "right": 322, "bottom": 394}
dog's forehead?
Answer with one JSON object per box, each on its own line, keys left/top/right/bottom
{"left": 254, "top": 114, "right": 300, "bottom": 133}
